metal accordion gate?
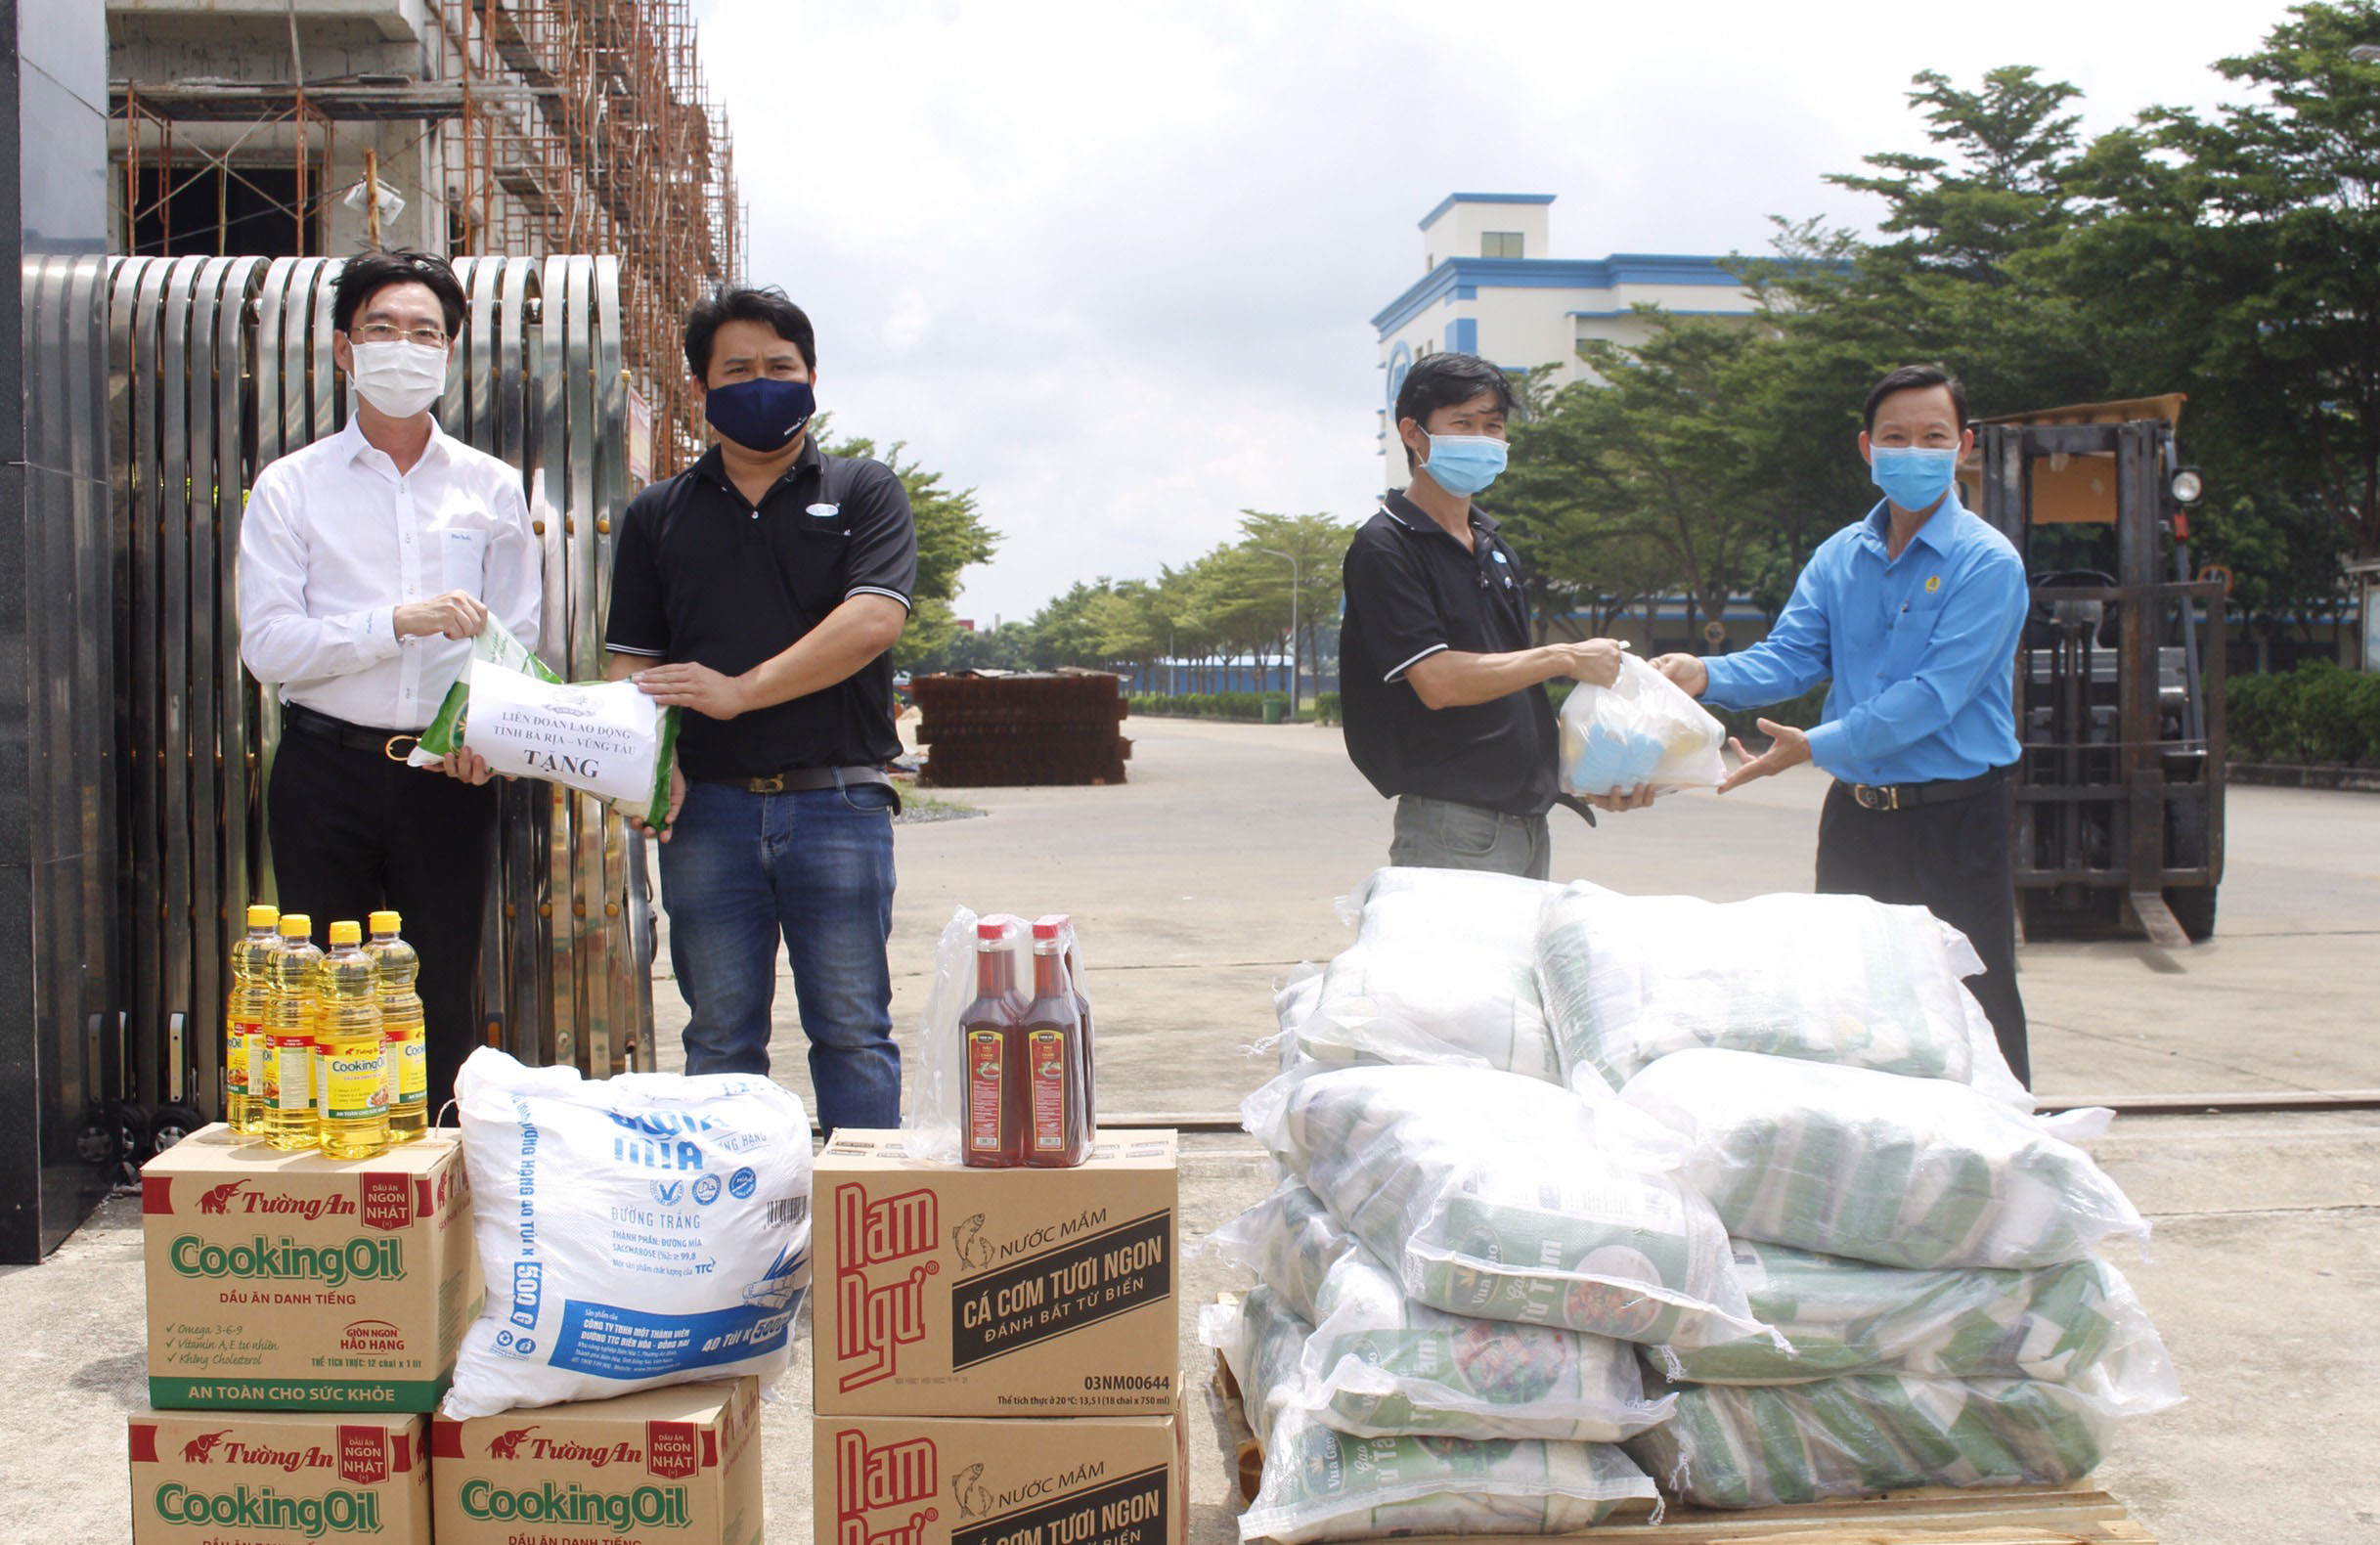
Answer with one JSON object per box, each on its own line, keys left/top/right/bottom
{"left": 103, "top": 250, "right": 652, "bottom": 1148}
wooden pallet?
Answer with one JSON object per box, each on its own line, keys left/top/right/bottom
{"left": 1212, "top": 1354, "right": 2156, "bottom": 1544}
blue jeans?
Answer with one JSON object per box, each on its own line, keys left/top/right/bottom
{"left": 656, "top": 775, "right": 901, "bottom": 1133}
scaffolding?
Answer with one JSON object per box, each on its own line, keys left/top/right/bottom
{"left": 442, "top": 0, "right": 744, "bottom": 476}
{"left": 111, "top": 0, "right": 744, "bottom": 479}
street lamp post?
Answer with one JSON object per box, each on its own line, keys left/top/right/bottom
{"left": 1255, "top": 548, "right": 1301, "bottom": 714}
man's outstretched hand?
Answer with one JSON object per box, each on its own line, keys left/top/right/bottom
{"left": 1717, "top": 720, "right": 1811, "bottom": 794}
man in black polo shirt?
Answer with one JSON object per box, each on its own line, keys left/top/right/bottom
{"left": 603, "top": 287, "right": 915, "bottom": 1131}
{"left": 1341, "top": 352, "right": 1638, "bottom": 880}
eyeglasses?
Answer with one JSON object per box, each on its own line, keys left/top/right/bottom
{"left": 353, "top": 323, "right": 450, "bottom": 348}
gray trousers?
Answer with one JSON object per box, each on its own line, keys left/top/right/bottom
{"left": 1388, "top": 795, "right": 1552, "bottom": 881}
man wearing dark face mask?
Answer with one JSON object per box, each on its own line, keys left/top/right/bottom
{"left": 1339, "top": 352, "right": 1641, "bottom": 881}
{"left": 602, "top": 287, "right": 915, "bottom": 1131}
{"left": 238, "top": 248, "right": 543, "bottom": 1117}
{"left": 1650, "top": 365, "right": 2033, "bottom": 1084}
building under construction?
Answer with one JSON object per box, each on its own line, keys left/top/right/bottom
{"left": 107, "top": 0, "right": 745, "bottom": 472}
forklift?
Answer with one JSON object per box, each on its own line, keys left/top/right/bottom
{"left": 1968, "top": 395, "right": 2226, "bottom": 948}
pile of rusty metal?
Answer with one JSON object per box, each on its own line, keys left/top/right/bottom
{"left": 912, "top": 671, "right": 1131, "bottom": 787}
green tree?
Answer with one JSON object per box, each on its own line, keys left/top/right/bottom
{"left": 2078, "top": 1, "right": 2380, "bottom": 563}
{"left": 816, "top": 424, "right": 1000, "bottom": 669}
{"left": 1502, "top": 317, "right": 1770, "bottom": 633}
{"left": 1234, "top": 510, "right": 1354, "bottom": 700}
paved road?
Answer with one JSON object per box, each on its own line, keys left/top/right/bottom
{"left": 657, "top": 716, "right": 2380, "bottom": 1117}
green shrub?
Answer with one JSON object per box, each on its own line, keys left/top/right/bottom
{"left": 1313, "top": 691, "right": 1342, "bottom": 726}
{"left": 1126, "top": 691, "right": 1271, "bottom": 722}
{"left": 2226, "top": 672, "right": 2291, "bottom": 762}
{"left": 2226, "top": 660, "right": 2380, "bottom": 767}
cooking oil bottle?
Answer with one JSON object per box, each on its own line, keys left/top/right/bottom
{"left": 262, "top": 914, "right": 324, "bottom": 1151}
{"left": 368, "top": 910, "right": 426, "bottom": 1143}
{"left": 223, "top": 904, "right": 279, "bottom": 1138}
{"left": 316, "top": 921, "right": 389, "bottom": 1159}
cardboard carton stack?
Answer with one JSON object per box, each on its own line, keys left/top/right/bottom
{"left": 431, "top": 1377, "right": 763, "bottom": 1545}
{"left": 814, "top": 1128, "right": 1187, "bottom": 1545}
{"left": 131, "top": 1126, "right": 475, "bottom": 1543}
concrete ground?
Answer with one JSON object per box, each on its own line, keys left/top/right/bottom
{"left": 10, "top": 718, "right": 2378, "bottom": 1542}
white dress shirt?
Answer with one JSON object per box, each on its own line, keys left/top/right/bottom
{"left": 239, "top": 415, "right": 544, "bottom": 730}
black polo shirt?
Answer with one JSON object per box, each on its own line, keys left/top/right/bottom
{"left": 1339, "top": 492, "right": 1559, "bottom": 818}
{"left": 603, "top": 440, "right": 916, "bottom": 780}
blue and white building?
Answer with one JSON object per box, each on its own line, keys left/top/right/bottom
{"left": 1370, "top": 193, "right": 1774, "bottom": 652}
{"left": 1373, "top": 193, "right": 1760, "bottom": 479}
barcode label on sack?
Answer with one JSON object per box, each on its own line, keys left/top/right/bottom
{"left": 768, "top": 1197, "right": 809, "bottom": 1228}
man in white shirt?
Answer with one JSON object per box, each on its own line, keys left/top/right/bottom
{"left": 238, "top": 249, "right": 542, "bottom": 1117}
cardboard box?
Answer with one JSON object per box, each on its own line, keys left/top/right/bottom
{"left": 815, "top": 1129, "right": 1179, "bottom": 1416}
{"left": 817, "top": 1409, "right": 1185, "bottom": 1545}
{"left": 129, "top": 1408, "right": 430, "bottom": 1545}
{"left": 432, "top": 1377, "right": 763, "bottom": 1545}
{"left": 141, "top": 1124, "right": 478, "bottom": 1411}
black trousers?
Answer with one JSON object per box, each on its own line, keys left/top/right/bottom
{"left": 1814, "top": 773, "right": 2030, "bottom": 1088}
{"left": 266, "top": 727, "right": 498, "bottom": 1120}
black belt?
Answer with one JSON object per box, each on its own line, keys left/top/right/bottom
{"left": 692, "top": 765, "right": 892, "bottom": 796}
{"left": 1842, "top": 768, "right": 2003, "bottom": 813}
{"left": 283, "top": 702, "right": 423, "bottom": 762}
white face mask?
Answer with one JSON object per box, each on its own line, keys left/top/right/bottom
{"left": 349, "top": 340, "right": 450, "bottom": 418}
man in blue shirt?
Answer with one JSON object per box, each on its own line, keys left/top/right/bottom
{"left": 1652, "top": 365, "right": 2033, "bottom": 1084}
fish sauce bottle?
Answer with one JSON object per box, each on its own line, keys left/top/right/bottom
{"left": 367, "top": 911, "right": 427, "bottom": 1142}
{"left": 959, "top": 920, "right": 1028, "bottom": 1168}
{"left": 262, "top": 915, "right": 324, "bottom": 1151}
{"left": 223, "top": 904, "right": 279, "bottom": 1137}
{"left": 1022, "top": 920, "right": 1090, "bottom": 1168}
{"left": 315, "top": 920, "right": 390, "bottom": 1159}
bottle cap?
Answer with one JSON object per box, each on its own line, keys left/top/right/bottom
{"left": 329, "top": 920, "right": 362, "bottom": 946}
{"left": 1035, "top": 912, "right": 1073, "bottom": 931}
{"left": 1032, "top": 921, "right": 1060, "bottom": 940}
{"left": 976, "top": 921, "right": 1007, "bottom": 942}
{"left": 279, "top": 914, "right": 312, "bottom": 938}
{"left": 370, "top": 910, "right": 402, "bottom": 933}
{"left": 246, "top": 904, "right": 280, "bottom": 928}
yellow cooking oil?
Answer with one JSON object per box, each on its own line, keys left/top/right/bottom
{"left": 262, "top": 914, "right": 324, "bottom": 1151}
{"left": 224, "top": 904, "right": 279, "bottom": 1137}
{"left": 315, "top": 920, "right": 389, "bottom": 1159}
{"left": 367, "top": 910, "right": 426, "bottom": 1143}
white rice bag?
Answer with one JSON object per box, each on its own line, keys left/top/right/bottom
{"left": 1295, "top": 868, "right": 1579, "bottom": 1082}
{"left": 445, "top": 1048, "right": 813, "bottom": 1418}
{"left": 1209, "top": 1182, "right": 1673, "bottom": 1442}
{"left": 1618, "top": 1050, "right": 2147, "bottom": 1270}
{"left": 1242, "top": 1064, "right": 1764, "bottom": 1349}
{"left": 1535, "top": 886, "right": 2025, "bottom": 1102}
{"left": 1203, "top": 1289, "right": 1659, "bottom": 1543}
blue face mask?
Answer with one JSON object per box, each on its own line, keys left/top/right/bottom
{"left": 1420, "top": 433, "right": 1508, "bottom": 497}
{"left": 1870, "top": 445, "right": 1960, "bottom": 511}
{"left": 705, "top": 376, "right": 815, "bottom": 452}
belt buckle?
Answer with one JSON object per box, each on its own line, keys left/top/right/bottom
{"left": 750, "top": 773, "right": 786, "bottom": 795}
{"left": 1854, "top": 782, "right": 1900, "bottom": 813}
{"left": 383, "top": 734, "right": 420, "bottom": 764}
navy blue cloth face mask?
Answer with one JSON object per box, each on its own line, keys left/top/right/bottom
{"left": 704, "top": 376, "right": 815, "bottom": 452}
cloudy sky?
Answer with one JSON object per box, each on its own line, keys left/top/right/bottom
{"left": 690, "top": 0, "right": 2300, "bottom": 626}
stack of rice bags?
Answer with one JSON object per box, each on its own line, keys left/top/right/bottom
{"left": 1534, "top": 883, "right": 2183, "bottom": 1509}
{"left": 1207, "top": 872, "right": 1720, "bottom": 1541}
